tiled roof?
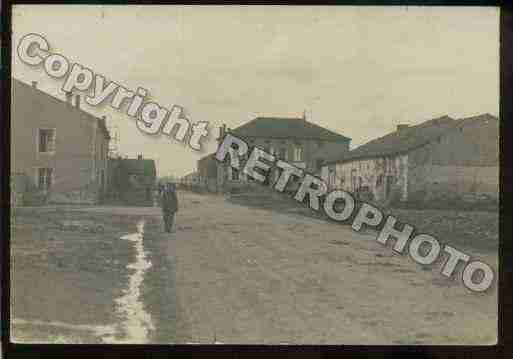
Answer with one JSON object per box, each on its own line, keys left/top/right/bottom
{"left": 325, "top": 114, "right": 498, "bottom": 164}
{"left": 230, "top": 117, "right": 350, "bottom": 142}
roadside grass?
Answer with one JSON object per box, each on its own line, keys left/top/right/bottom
{"left": 384, "top": 208, "right": 498, "bottom": 253}
{"left": 10, "top": 207, "right": 140, "bottom": 343}
{"left": 225, "top": 190, "right": 498, "bottom": 253}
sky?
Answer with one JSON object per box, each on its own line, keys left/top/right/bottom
{"left": 12, "top": 5, "right": 499, "bottom": 177}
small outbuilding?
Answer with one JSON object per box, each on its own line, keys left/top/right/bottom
{"left": 107, "top": 155, "right": 157, "bottom": 206}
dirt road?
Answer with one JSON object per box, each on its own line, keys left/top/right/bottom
{"left": 168, "top": 191, "right": 497, "bottom": 345}
{"left": 10, "top": 191, "right": 498, "bottom": 344}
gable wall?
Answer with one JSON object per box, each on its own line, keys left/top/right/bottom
{"left": 407, "top": 119, "right": 499, "bottom": 201}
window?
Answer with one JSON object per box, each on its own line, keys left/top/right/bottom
{"left": 278, "top": 148, "right": 287, "bottom": 161}
{"left": 231, "top": 167, "right": 240, "bottom": 181}
{"left": 38, "top": 129, "right": 56, "bottom": 153}
{"left": 293, "top": 146, "right": 303, "bottom": 162}
{"left": 376, "top": 174, "right": 384, "bottom": 187}
{"left": 37, "top": 168, "right": 53, "bottom": 190}
{"left": 351, "top": 169, "right": 357, "bottom": 189}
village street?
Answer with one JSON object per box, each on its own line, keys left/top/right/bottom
{"left": 165, "top": 190, "right": 498, "bottom": 344}
{"left": 10, "top": 190, "right": 498, "bottom": 345}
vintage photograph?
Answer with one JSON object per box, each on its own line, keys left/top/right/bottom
{"left": 9, "top": 5, "right": 499, "bottom": 344}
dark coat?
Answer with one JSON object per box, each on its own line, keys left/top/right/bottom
{"left": 161, "top": 190, "right": 178, "bottom": 212}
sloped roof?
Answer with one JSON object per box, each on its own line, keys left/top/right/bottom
{"left": 311, "top": 142, "right": 350, "bottom": 162}
{"left": 325, "top": 115, "right": 458, "bottom": 164}
{"left": 456, "top": 113, "right": 498, "bottom": 127}
{"left": 325, "top": 113, "right": 499, "bottom": 164}
{"left": 230, "top": 117, "right": 350, "bottom": 142}
{"left": 182, "top": 171, "right": 199, "bottom": 180}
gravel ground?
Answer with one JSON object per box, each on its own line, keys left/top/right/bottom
{"left": 171, "top": 190, "right": 498, "bottom": 344}
{"left": 9, "top": 192, "right": 499, "bottom": 345}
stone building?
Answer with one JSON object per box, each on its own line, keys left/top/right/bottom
{"left": 198, "top": 115, "right": 351, "bottom": 192}
{"left": 11, "top": 79, "right": 110, "bottom": 205}
{"left": 107, "top": 155, "right": 157, "bottom": 206}
{"left": 197, "top": 153, "right": 220, "bottom": 192}
{"left": 321, "top": 114, "right": 499, "bottom": 204}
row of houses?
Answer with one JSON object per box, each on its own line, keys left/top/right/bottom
{"left": 11, "top": 77, "right": 498, "bottom": 206}
{"left": 11, "top": 79, "right": 157, "bottom": 206}
{"left": 321, "top": 114, "right": 499, "bottom": 204}
{"left": 194, "top": 112, "right": 499, "bottom": 204}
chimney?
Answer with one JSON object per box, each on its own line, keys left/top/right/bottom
{"left": 31, "top": 81, "right": 37, "bottom": 88}
{"left": 397, "top": 124, "right": 409, "bottom": 132}
{"left": 99, "top": 115, "right": 107, "bottom": 128}
{"left": 65, "top": 91, "right": 73, "bottom": 104}
{"left": 219, "top": 124, "right": 226, "bottom": 140}
{"left": 138, "top": 154, "right": 143, "bottom": 160}
{"left": 75, "top": 94, "right": 81, "bottom": 109}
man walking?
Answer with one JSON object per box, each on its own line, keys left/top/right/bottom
{"left": 161, "top": 183, "right": 178, "bottom": 233}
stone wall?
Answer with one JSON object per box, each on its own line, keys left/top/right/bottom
{"left": 11, "top": 80, "right": 109, "bottom": 196}
{"left": 408, "top": 164, "right": 499, "bottom": 202}
{"left": 408, "top": 119, "right": 499, "bottom": 202}
{"left": 47, "top": 187, "right": 99, "bottom": 205}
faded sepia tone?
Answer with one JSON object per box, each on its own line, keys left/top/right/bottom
{"left": 10, "top": 5, "right": 498, "bottom": 344}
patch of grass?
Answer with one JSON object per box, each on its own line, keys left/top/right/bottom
{"left": 11, "top": 209, "right": 139, "bottom": 337}
{"left": 386, "top": 208, "right": 498, "bottom": 253}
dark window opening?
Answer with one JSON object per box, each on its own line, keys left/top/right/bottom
{"left": 39, "top": 129, "right": 56, "bottom": 153}
{"left": 38, "top": 168, "right": 53, "bottom": 190}
{"left": 231, "top": 168, "right": 240, "bottom": 181}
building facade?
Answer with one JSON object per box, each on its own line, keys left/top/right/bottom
{"left": 11, "top": 79, "right": 110, "bottom": 205}
{"left": 322, "top": 114, "right": 499, "bottom": 204}
{"left": 199, "top": 115, "right": 351, "bottom": 192}
{"left": 107, "top": 155, "right": 157, "bottom": 206}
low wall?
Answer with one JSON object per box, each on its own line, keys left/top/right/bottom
{"left": 48, "top": 189, "right": 99, "bottom": 205}
{"left": 409, "top": 164, "right": 499, "bottom": 201}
